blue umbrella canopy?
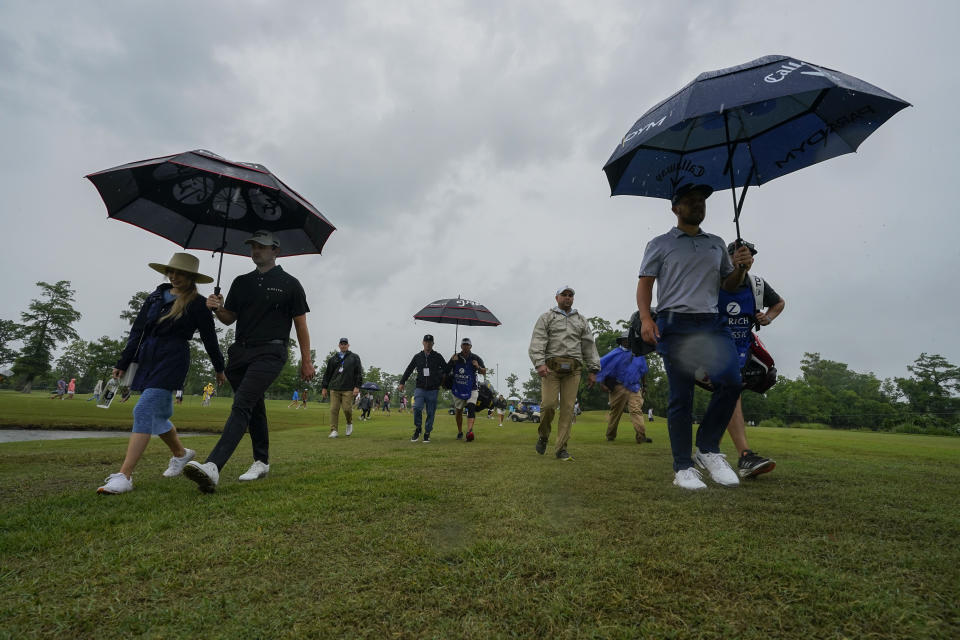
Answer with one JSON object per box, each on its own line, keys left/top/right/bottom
{"left": 360, "top": 381, "right": 381, "bottom": 391}
{"left": 603, "top": 55, "right": 910, "bottom": 237}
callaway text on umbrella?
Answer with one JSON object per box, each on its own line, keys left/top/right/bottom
{"left": 603, "top": 55, "right": 909, "bottom": 239}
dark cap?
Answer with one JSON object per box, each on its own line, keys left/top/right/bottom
{"left": 671, "top": 183, "right": 713, "bottom": 205}
{"left": 339, "top": 337, "right": 349, "bottom": 344}
{"left": 727, "top": 240, "right": 757, "bottom": 255}
{"left": 423, "top": 334, "right": 434, "bottom": 342}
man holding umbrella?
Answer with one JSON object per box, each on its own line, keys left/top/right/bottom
{"left": 184, "top": 230, "right": 314, "bottom": 492}
{"left": 637, "top": 185, "right": 753, "bottom": 490}
{"left": 398, "top": 334, "right": 447, "bottom": 443}
{"left": 528, "top": 286, "right": 601, "bottom": 461}
{"left": 320, "top": 337, "right": 362, "bottom": 438}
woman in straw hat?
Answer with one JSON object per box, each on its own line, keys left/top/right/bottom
{"left": 98, "top": 253, "right": 226, "bottom": 495}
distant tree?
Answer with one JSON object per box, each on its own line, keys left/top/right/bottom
{"left": 641, "top": 354, "right": 667, "bottom": 419}
{"left": 120, "top": 291, "right": 151, "bottom": 327}
{"left": 0, "top": 318, "right": 23, "bottom": 368}
{"left": 895, "top": 353, "right": 960, "bottom": 426}
{"left": 14, "top": 281, "right": 82, "bottom": 392}
{"left": 86, "top": 335, "right": 126, "bottom": 386}
{"left": 521, "top": 368, "right": 541, "bottom": 402}
{"left": 505, "top": 373, "right": 519, "bottom": 398}
{"left": 54, "top": 339, "right": 92, "bottom": 389}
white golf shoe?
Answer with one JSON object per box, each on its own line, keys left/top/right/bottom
{"left": 238, "top": 460, "right": 270, "bottom": 482}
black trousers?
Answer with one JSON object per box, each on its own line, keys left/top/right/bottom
{"left": 206, "top": 343, "right": 286, "bottom": 470}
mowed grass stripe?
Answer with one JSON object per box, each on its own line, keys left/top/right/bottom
{"left": 1, "top": 392, "right": 958, "bottom": 639}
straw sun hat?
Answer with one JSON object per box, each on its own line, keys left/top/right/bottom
{"left": 148, "top": 252, "right": 214, "bottom": 284}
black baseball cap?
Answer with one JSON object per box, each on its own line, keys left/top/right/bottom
{"left": 423, "top": 334, "right": 434, "bottom": 342}
{"left": 339, "top": 337, "right": 349, "bottom": 344}
{"left": 671, "top": 183, "right": 713, "bottom": 205}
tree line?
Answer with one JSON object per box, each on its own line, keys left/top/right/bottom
{"left": 1, "top": 282, "right": 958, "bottom": 434}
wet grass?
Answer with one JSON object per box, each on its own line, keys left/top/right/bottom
{"left": 1, "top": 394, "right": 958, "bottom": 639}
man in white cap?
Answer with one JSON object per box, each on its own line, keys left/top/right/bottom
{"left": 448, "top": 337, "right": 486, "bottom": 440}
{"left": 184, "top": 230, "right": 315, "bottom": 492}
{"left": 528, "top": 286, "right": 601, "bottom": 461}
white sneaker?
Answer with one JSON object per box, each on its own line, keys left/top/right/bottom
{"left": 694, "top": 448, "right": 740, "bottom": 487}
{"left": 162, "top": 448, "right": 196, "bottom": 478}
{"left": 183, "top": 461, "right": 219, "bottom": 493}
{"left": 329, "top": 430, "right": 339, "bottom": 438}
{"left": 238, "top": 460, "right": 270, "bottom": 482}
{"left": 97, "top": 472, "right": 133, "bottom": 494}
{"left": 346, "top": 424, "right": 353, "bottom": 437}
{"left": 673, "top": 467, "right": 707, "bottom": 490}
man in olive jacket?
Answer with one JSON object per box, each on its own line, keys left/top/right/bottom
{"left": 528, "top": 286, "right": 601, "bottom": 461}
{"left": 321, "top": 338, "right": 363, "bottom": 438}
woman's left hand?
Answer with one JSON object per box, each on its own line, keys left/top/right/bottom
{"left": 216, "top": 372, "right": 227, "bottom": 387}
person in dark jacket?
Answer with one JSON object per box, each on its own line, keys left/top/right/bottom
{"left": 320, "top": 337, "right": 362, "bottom": 438}
{"left": 98, "top": 253, "right": 225, "bottom": 495}
{"left": 397, "top": 334, "right": 447, "bottom": 443}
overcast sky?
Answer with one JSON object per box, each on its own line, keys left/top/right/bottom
{"left": 1, "top": 1, "right": 956, "bottom": 390}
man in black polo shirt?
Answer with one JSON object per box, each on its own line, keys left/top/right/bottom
{"left": 184, "top": 230, "right": 314, "bottom": 492}
{"left": 397, "top": 334, "right": 447, "bottom": 443}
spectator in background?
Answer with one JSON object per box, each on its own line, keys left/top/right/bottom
{"left": 398, "top": 334, "right": 447, "bottom": 443}
{"left": 321, "top": 338, "right": 362, "bottom": 438}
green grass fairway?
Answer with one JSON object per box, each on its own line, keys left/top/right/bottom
{"left": 1, "top": 392, "right": 958, "bottom": 639}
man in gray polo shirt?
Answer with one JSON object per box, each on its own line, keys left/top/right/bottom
{"left": 636, "top": 183, "right": 754, "bottom": 490}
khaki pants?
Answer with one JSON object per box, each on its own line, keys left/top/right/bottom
{"left": 539, "top": 367, "right": 581, "bottom": 454}
{"left": 606, "top": 386, "right": 646, "bottom": 441}
{"left": 329, "top": 390, "right": 354, "bottom": 430}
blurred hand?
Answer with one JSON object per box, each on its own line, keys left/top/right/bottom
{"left": 206, "top": 294, "right": 224, "bottom": 310}
{"left": 301, "top": 361, "right": 316, "bottom": 381}
{"left": 640, "top": 320, "right": 659, "bottom": 345}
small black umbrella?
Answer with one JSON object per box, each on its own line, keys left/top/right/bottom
{"left": 86, "top": 149, "right": 336, "bottom": 292}
{"left": 360, "top": 381, "right": 381, "bottom": 391}
{"left": 413, "top": 296, "right": 501, "bottom": 350}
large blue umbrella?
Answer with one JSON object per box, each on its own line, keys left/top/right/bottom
{"left": 603, "top": 55, "right": 910, "bottom": 239}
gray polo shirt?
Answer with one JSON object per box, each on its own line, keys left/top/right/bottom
{"left": 638, "top": 227, "right": 734, "bottom": 314}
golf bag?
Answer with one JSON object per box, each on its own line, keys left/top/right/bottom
{"left": 694, "top": 333, "right": 777, "bottom": 394}
{"left": 475, "top": 380, "right": 495, "bottom": 411}
{"left": 741, "top": 333, "right": 777, "bottom": 394}
{"left": 627, "top": 309, "right": 658, "bottom": 356}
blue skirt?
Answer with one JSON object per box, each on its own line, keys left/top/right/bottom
{"left": 132, "top": 388, "right": 175, "bottom": 435}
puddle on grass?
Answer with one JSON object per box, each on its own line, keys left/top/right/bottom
{"left": 0, "top": 429, "right": 202, "bottom": 443}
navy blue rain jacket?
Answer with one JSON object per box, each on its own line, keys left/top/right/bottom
{"left": 117, "top": 284, "right": 225, "bottom": 391}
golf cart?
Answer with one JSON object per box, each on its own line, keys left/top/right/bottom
{"left": 510, "top": 401, "right": 540, "bottom": 423}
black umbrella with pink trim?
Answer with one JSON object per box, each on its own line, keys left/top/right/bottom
{"left": 86, "top": 149, "right": 336, "bottom": 293}
{"left": 413, "top": 296, "right": 501, "bottom": 350}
